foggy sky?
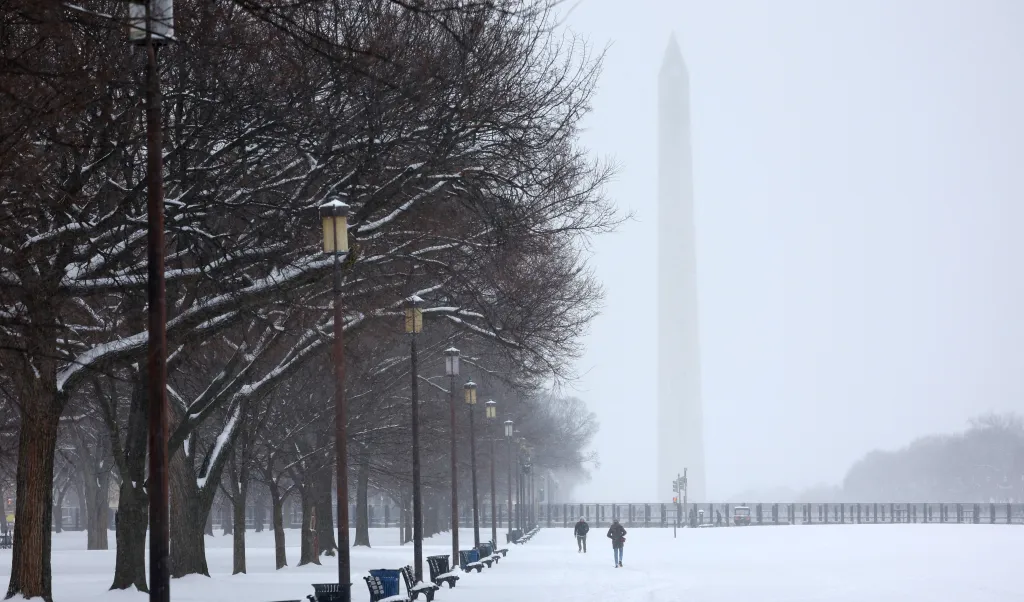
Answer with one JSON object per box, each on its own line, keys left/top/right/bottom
{"left": 566, "top": 0, "right": 1024, "bottom": 501}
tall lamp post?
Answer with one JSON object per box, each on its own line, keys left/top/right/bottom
{"left": 504, "top": 420, "right": 514, "bottom": 537}
{"left": 485, "top": 401, "right": 498, "bottom": 547}
{"left": 464, "top": 381, "right": 480, "bottom": 547}
{"left": 405, "top": 297, "right": 425, "bottom": 581}
{"left": 532, "top": 446, "right": 540, "bottom": 528}
{"left": 321, "top": 199, "right": 352, "bottom": 601}
{"left": 444, "top": 348, "right": 460, "bottom": 566}
{"left": 129, "top": 3, "right": 174, "bottom": 601}
{"left": 526, "top": 446, "right": 534, "bottom": 529}
{"left": 514, "top": 432, "right": 523, "bottom": 532}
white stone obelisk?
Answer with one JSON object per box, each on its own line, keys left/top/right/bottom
{"left": 657, "top": 33, "right": 706, "bottom": 502}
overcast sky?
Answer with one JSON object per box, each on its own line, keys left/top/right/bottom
{"left": 565, "top": 0, "right": 1024, "bottom": 501}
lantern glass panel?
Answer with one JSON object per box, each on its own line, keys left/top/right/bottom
{"left": 404, "top": 307, "right": 422, "bottom": 333}
{"left": 445, "top": 354, "right": 459, "bottom": 376}
{"left": 333, "top": 215, "right": 349, "bottom": 253}
{"left": 321, "top": 217, "right": 335, "bottom": 254}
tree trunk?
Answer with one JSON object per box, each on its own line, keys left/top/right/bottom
{"left": 205, "top": 507, "right": 214, "bottom": 536}
{"left": 110, "top": 481, "right": 148, "bottom": 591}
{"left": 405, "top": 492, "right": 412, "bottom": 544}
{"left": 1, "top": 488, "right": 9, "bottom": 533}
{"left": 269, "top": 482, "right": 287, "bottom": 569}
{"left": 297, "top": 486, "right": 320, "bottom": 566}
{"left": 399, "top": 492, "right": 407, "bottom": 545}
{"left": 85, "top": 470, "right": 110, "bottom": 550}
{"left": 315, "top": 464, "right": 337, "bottom": 555}
{"left": 353, "top": 451, "right": 370, "bottom": 547}
{"left": 169, "top": 450, "right": 210, "bottom": 578}
{"left": 7, "top": 385, "right": 60, "bottom": 601}
{"left": 222, "top": 497, "right": 233, "bottom": 536}
{"left": 425, "top": 495, "right": 438, "bottom": 538}
{"left": 110, "top": 372, "right": 149, "bottom": 592}
{"left": 52, "top": 486, "right": 65, "bottom": 534}
{"left": 231, "top": 488, "right": 246, "bottom": 574}
{"left": 254, "top": 493, "right": 265, "bottom": 533}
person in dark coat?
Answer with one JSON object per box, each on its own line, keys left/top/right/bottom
{"left": 607, "top": 518, "right": 626, "bottom": 567}
{"left": 573, "top": 517, "right": 590, "bottom": 552}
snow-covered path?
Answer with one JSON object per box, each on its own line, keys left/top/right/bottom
{"left": 477, "top": 525, "right": 1023, "bottom": 602}
{"left": 9, "top": 524, "right": 1022, "bottom": 601}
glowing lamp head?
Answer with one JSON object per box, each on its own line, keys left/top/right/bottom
{"left": 404, "top": 295, "right": 423, "bottom": 334}
{"left": 444, "top": 347, "right": 460, "bottom": 377}
{"left": 319, "top": 199, "right": 350, "bottom": 255}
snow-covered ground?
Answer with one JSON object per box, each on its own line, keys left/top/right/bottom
{"left": 6, "top": 524, "right": 1021, "bottom": 601}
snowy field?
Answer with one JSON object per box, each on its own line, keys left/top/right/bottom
{"left": 6, "top": 524, "right": 1022, "bottom": 601}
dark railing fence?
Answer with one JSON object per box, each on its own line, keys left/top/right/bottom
{"left": 530, "top": 502, "right": 1024, "bottom": 528}
{"left": 336, "top": 501, "right": 1024, "bottom": 529}
{"left": 190, "top": 500, "right": 1024, "bottom": 532}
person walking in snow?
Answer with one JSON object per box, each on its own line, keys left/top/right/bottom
{"left": 607, "top": 518, "right": 626, "bottom": 567}
{"left": 574, "top": 517, "right": 590, "bottom": 552}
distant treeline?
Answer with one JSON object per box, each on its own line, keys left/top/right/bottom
{"left": 841, "top": 413, "right": 1024, "bottom": 503}
{"left": 729, "top": 414, "right": 1024, "bottom": 503}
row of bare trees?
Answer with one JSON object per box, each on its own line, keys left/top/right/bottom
{"left": 0, "top": 0, "right": 611, "bottom": 599}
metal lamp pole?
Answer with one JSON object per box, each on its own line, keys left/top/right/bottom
{"left": 319, "top": 199, "right": 353, "bottom": 601}
{"left": 527, "top": 448, "right": 534, "bottom": 529}
{"left": 464, "top": 381, "right": 480, "bottom": 547}
{"left": 515, "top": 436, "right": 524, "bottom": 532}
{"left": 405, "top": 297, "right": 425, "bottom": 581}
{"left": 485, "top": 401, "right": 498, "bottom": 546}
{"left": 504, "top": 420, "right": 513, "bottom": 536}
{"left": 129, "top": 2, "right": 174, "bottom": 600}
{"left": 444, "top": 348, "right": 460, "bottom": 567}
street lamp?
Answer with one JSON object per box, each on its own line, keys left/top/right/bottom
{"left": 525, "top": 445, "right": 534, "bottom": 529}
{"left": 514, "top": 431, "right": 523, "bottom": 532}
{"left": 464, "top": 381, "right": 480, "bottom": 547}
{"left": 504, "top": 420, "right": 514, "bottom": 537}
{"left": 405, "top": 296, "right": 424, "bottom": 582}
{"left": 444, "top": 348, "right": 460, "bottom": 567}
{"left": 529, "top": 447, "right": 536, "bottom": 529}
{"left": 485, "top": 401, "right": 498, "bottom": 547}
{"left": 320, "top": 198, "right": 352, "bottom": 602}
{"left": 131, "top": 3, "right": 175, "bottom": 601}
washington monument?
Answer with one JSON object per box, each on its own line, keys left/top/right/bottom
{"left": 657, "top": 34, "right": 706, "bottom": 502}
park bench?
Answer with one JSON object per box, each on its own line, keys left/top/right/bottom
{"left": 518, "top": 527, "right": 539, "bottom": 543}
{"left": 0, "top": 533, "right": 10, "bottom": 549}
{"left": 399, "top": 565, "right": 439, "bottom": 602}
{"left": 471, "top": 545, "right": 495, "bottom": 568}
{"left": 476, "top": 542, "right": 501, "bottom": 565}
{"left": 363, "top": 574, "right": 409, "bottom": 602}
{"left": 308, "top": 583, "right": 347, "bottom": 602}
{"left": 506, "top": 529, "right": 522, "bottom": 544}
{"left": 483, "top": 536, "right": 507, "bottom": 556}
{"left": 426, "top": 554, "right": 459, "bottom": 589}
{"left": 458, "top": 549, "right": 485, "bottom": 572}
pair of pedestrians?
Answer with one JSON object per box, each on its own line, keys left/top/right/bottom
{"left": 574, "top": 517, "right": 627, "bottom": 567}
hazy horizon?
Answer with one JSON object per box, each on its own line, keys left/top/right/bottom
{"left": 564, "top": 0, "right": 1024, "bottom": 502}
